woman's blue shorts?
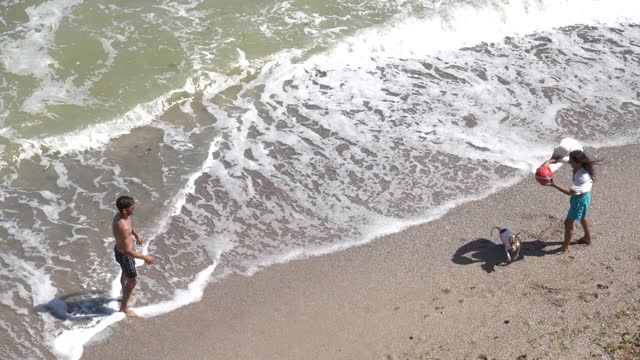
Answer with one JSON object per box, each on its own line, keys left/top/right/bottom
{"left": 567, "top": 192, "right": 591, "bottom": 221}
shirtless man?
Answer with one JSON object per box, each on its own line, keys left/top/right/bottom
{"left": 113, "top": 195, "right": 154, "bottom": 317}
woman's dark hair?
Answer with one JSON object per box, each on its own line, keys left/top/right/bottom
{"left": 569, "top": 150, "right": 599, "bottom": 180}
{"left": 116, "top": 195, "right": 135, "bottom": 212}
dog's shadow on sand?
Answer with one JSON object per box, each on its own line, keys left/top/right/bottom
{"left": 452, "top": 238, "right": 562, "bottom": 273}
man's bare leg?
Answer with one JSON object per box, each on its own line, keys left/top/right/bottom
{"left": 119, "top": 275, "right": 136, "bottom": 305}
{"left": 578, "top": 219, "right": 592, "bottom": 244}
{"left": 120, "top": 277, "right": 138, "bottom": 317}
{"left": 559, "top": 218, "right": 574, "bottom": 254}
{"left": 120, "top": 273, "right": 127, "bottom": 293}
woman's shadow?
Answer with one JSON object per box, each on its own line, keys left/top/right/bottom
{"left": 35, "top": 291, "right": 118, "bottom": 321}
{"left": 452, "top": 237, "right": 561, "bottom": 273}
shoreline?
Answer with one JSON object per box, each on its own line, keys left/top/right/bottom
{"left": 83, "top": 144, "right": 640, "bottom": 359}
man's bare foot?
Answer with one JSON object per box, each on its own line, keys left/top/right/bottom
{"left": 557, "top": 247, "right": 569, "bottom": 254}
{"left": 121, "top": 308, "right": 137, "bottom": 317}
{"left": 576, "top": 237, "right": 591, "bottom": 245}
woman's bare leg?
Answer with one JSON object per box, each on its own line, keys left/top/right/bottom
{"left": 579, "top": 219, "right": 592, "bottom": 244}
{"left": 560, "top": 218, "right": 574, "bottom": 253}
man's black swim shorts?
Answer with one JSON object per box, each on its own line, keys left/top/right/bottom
{"left": 114, "top": 245, "right": 137, "bottom": 278}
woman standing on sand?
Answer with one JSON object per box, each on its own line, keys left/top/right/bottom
{"left": 542, "top": 150, "right": 598, "bottom": 254}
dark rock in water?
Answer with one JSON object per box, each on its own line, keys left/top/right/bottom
{"left": 465, "top": 141, "right": 489, "bottom": 151}
{"left": 463, "top": 114, "right": 478, "bottom": 128}
{"left": 434, "top": 67, "right": 468, "bottom": 83}
{"left": 472, "top": 67, "right": 488, "bottom": 81}
{"left": 496, "top": 75, "right": 511, "bottom": 85}
{"left": 534, "top": 36, "right": 552, "bottom": 43}
{"left": 419, "top": 61, "right": 433, "bottom": 70}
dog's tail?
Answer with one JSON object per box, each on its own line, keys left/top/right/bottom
{"left": 490, "top": 227, "right": 505, "bottom": 237}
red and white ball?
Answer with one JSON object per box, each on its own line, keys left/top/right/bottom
{"left": 535, "top": 166, "right": 553, "bottom": 185}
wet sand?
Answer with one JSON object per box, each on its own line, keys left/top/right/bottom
{"left": 83, "top": 144, "right": 640, "bottom": 359}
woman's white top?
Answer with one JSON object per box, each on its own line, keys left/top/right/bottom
{"left": 571, "top": 168, "right": 592, "bottom": 195}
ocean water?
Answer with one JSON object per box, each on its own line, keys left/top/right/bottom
{"left": 1, "top": 0, "right": 639, "bottom": 358}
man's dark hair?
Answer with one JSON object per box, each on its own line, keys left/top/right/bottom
{"left": 116, "top": 195, "right": 135, "bottom": 212}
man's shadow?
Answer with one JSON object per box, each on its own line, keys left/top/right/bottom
{"left": 34, "top": 291, "right": 118, "bottom": 321}
{"left": 452, "top": 238, "right": 561, "bottom": 273}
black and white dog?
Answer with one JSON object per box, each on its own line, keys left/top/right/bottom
{"left": 492, "top": 227, "right": 522, "bottom": 263}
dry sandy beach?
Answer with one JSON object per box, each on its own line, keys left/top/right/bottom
{"left": 84, "top": 144, "right": 640, "bottom": 360}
